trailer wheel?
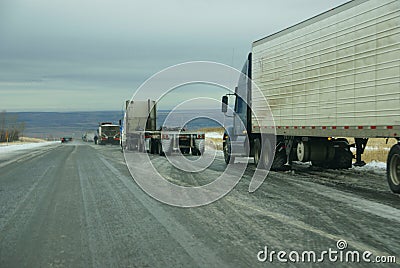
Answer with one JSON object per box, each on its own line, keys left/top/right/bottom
{"left": 334, "top": 148, "right": 353, "bottom": 169}
{"left": 149, "top": 139, "right": 153, "bottom": 154}
{"left": 138, "top": 140, "right": 144, "bottom": 152}
{"left": 165, "top": 144, "right": 172, "bottom": 156}
{"left": 254, "top": 138, "right": 261, "bottom": 167}
{"left": 271, "top": 148, "right": 287, "bottom": 171}
{"left": 387, "top": 144, "right": 400, "bottom": 193}
{"left": 149, "top": 139, "right": 158, "bottom": 154}
{"left": 191, "top": 148, "right": 199, "bottom": 156}
{"left": 312, "top": 148, "right": 352, "bottom": 169}
{"left": 181, "top": 148, "right": 190, "bottom": 155}
{"left": 158, "top": 142, "right": 165, "bottom": 156}
{"left": 255, "top": 137, "right": 274, "bottom": 169}
{"left": 194, "top": 140, "right": 205, "bottom": 156}
{"left": 223, "top": 137, "right": 235, "bottom": 164}
{"left": 159, "top": 142, "right": 171, "bottom": 156}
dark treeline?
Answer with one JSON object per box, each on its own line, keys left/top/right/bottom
{"left": 0, "top": 111, "right": 25, "bottom": 142}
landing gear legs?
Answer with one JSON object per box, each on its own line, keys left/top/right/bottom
{"left": 354, "top": 138, "right": 368, "bottom": 167}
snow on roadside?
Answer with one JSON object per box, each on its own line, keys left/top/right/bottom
{"left": 353, "top": 160, "right": 386, "bottom": 170}
{"left": 205, "top": 132, "right": 223, "bottom": 139}
{"left": 297, "top": 160, "right": 386, "bottom": 170}
{"left": 0, "top": 141, "right": 60, "bottom": 154}
{"left": 350, "top": 146, "right": 390, "bottom": 152}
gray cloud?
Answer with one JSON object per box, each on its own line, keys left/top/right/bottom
{"left": 0, "top": 0, "right": 350, "bottom": 111}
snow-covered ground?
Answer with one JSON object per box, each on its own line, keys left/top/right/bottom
{"left": 351, "top": 146, "right": 391, "bottom": 152}
{"left": 0, "top": 141, "right": 60, "bottom": 154}
{"left": 353, "top": 160, "right": 386, "bottom": 170}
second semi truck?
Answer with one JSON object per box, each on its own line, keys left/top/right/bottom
{"left": 122, "top": 100, "right": 205, "bottom": 156}
{"left": 98, "top": 122, "right": 120, "bottom": 145}
{"left": 221, "top": 0, "right": 400, "bottom": 193}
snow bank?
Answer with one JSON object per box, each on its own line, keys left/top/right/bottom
{"left": 353, "top": 161, "right": 386, "bottom": 170}
{"left": 359, "top": 146, "right": 390, "bottom": 151}
{"left": 295, "top": 160, "right": 386, "bottom": 170}
{"left": 0, "top": 141, "right": 60, "bottom": 154}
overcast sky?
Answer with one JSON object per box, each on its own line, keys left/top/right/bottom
{"left": 0, "top": 0, "right": 350, "bottom": 112}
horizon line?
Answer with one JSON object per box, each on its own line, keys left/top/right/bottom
{"left": 5, "top": 108, "right": 222, "bottom": 113}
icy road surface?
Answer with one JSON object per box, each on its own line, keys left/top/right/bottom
{"left": 0, "top": 140, "right": 399, "bottom": 267}
{"left": 0, "top": 141, "right": 60, "bottom": 153}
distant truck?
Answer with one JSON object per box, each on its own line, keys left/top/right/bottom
{"left": 221, "top": 0, "right": 400, "bottom": 193}
{"left": 122, "top": 100, "right": 205, "bottom": 155}
{"left": 98, "top": 122, "right": 120, "bottom": 145}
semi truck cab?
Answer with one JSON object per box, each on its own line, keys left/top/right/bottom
{"left": 222, "top": 54, "right": 250, "bottom": 162}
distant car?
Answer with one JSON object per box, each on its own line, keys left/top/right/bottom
{"left": 61, "top": 137, "right": 73, "bottom": 143}
{"left": 82, "top": 132, "right": 95, "bottom": 142}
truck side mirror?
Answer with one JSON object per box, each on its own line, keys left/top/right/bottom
{"left": 222, "top": 96, "right": 228, "bottom": 113}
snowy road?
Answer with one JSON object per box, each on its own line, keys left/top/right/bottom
{"left": 0, "top": 141, "right": 399, "bottom": 267}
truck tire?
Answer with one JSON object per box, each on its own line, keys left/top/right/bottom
{"left": 297, "top": 141, "right": 310, "bottom": 162}
{"left": 387, "top": 144, "right": 400, "bottom": 193}
{"left": 159, "top": 142, "right": 171, "bottom": 156}
{"left": 271, "top": 148, "right": 287, "bottom": 171}
{"left": 181, "top": 148, "right": 190, "bottom": 155}
{"left": 165, "top": 146, "right": 172, "bottom": 156}
{"left": 334, "top": 148, "right": 353, "bottom": 169}
{"left": 158, "top": 141, "right": 165, "bottom": 156}
{"left": 223, "top": 137, "right": 235, "bottom": 164}
{"left": 312, "top": 147, "right": 352, "bottom": 169}
{"left": 254, "top": 138, "right": 261, "bottom": 167}
{"left": 254, "top": 137, "right": 274, "bottom": 169}
{"left": 149, "top": 139, "right": 157, "bottom": 154}
{"left": 192, "top": 141, "right": 204, "bottom": 156}
{"left": 138, "top": 139, "right": 146, "bottom": 153}
{"left": 166, "top": 141, "right": 172, "bottom": 156}
{"left": 191, "top": 148, "right": 199, "bottom": 156}
{"left": 199, "top": 147, "right": 205, "bottom": 155}
{"left": 149, "top": 139, "right": 153, "bottom": 154}
{"left": 332, "top": 139, "right": 352, "bottom": 169}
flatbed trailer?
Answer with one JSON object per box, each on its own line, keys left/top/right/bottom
{"left": 122, "top": 100, "right": 205, "bottom": 155}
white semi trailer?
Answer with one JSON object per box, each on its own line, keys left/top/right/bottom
{"left": 122, "top": 100, "right": 205, "bottom": 156}
{"left": 221, "top": 0, "right": 400, "bottom": 192}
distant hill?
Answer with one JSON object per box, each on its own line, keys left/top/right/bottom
{"left": 9, "top": 109, "right": 228, "bottom": 139}
{"left": 10, "top": 111, "right": 123, "bottom": 139}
